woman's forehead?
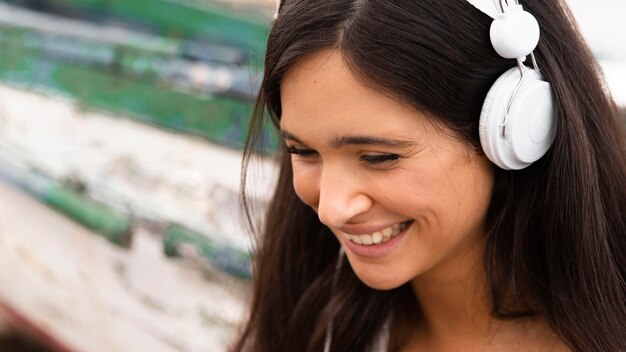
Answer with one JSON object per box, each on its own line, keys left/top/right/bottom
{"left": 280, "top": 53, "right": 420, "bottom": 120}
{"left": 279, "top": 50, "right": 432, "bottom": 139}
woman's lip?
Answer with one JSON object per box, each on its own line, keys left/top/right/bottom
{"left": 338, "top": 221, "right": 410, "bottom": 235}
{"left": 342, "top": 221, "right": 413, "bottom": 258}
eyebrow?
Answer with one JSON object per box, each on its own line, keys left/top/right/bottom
{"left": 279, "top": 129, "right": 415, "bottom": 148}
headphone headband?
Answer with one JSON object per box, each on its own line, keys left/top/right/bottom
{"left": 467, "top": 0, "right": 499, "bottom": 18}
{"left": 274, "top": 0, "right": 281, "bottom": 19}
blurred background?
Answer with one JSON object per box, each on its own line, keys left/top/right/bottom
{"left": 0, "top": 0, "right": 623, "bottom": 351}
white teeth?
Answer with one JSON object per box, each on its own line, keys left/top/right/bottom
{"left": 361, "top": 234, "right": 373, "bottom": 245}
{"left": 345, "top": 221, "right": 410, "bottom": 246}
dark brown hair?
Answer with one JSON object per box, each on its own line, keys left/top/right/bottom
{"left": 233, "top": 0, "right": 626, "bottom": 351}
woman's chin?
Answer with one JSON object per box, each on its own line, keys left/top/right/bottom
{"left": 351, "top": 267, "right": 409, "bottom": 291}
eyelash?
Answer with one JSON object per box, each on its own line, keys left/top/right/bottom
{"left": 286, "top": 147, "right": 400, "bottom": 165}
{"left": 360, "top": 154, "right": 399, "bottom": 164}
{"left": 286, "top": 146, "right": 317, "bottom": 157}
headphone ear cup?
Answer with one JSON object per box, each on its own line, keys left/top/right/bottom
{"left": 479, "top": 67, "right": 556, "bottom": 170}
{"left": 479, "top": 68, "right": 517, "bottom": 168}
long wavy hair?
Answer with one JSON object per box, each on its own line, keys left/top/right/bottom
{"left": 232, "top": 0, "right": 626, "bottom": 351}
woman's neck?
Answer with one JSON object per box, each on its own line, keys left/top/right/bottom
{"left": 397, "top": 239, "right": 568, "bottom": 352}
{"left": 410, "top": 238, "right": 494, "bottom": 344}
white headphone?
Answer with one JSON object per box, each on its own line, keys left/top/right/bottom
{"left": 475, "top": 0, "right": 556, "bottom": 170}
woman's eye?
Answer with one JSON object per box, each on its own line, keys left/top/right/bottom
{"left": 360, "top": 154, "right": 400, "bottom": 165}
{"left": 286, "top": 146, "right": 318, "bottom": 157}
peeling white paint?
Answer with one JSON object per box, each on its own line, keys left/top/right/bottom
{"left": 0, "top": 179, "right": 250, "bottom": 351}
{"left": 0, "top": 84, "right": 278, "bottom": 251}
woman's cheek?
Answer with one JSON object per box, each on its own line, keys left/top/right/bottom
{"left": 292, "top": 163, "right": 320, "bottom": 208}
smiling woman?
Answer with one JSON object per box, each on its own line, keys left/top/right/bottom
{"left": 232, "top": 0, "right": 626, "bottom": 351}
{"left": 280, "top": 50, "right": 494, "bottom": 292}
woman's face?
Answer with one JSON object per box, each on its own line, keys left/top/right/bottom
{"left": 280, "top": 50, "right": 495, "bottom": 290}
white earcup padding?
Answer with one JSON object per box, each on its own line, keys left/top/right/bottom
{"left": 479, "top": 67, "right": 556, "bottom": 170}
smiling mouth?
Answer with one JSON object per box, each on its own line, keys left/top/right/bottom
{"left": 344, "top": 220, "right": 412, "bottom": 245}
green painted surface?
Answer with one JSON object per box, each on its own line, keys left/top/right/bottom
{"left": 11, "top": 0, "right": 271, "bottom": 57}
{"left": 0, "top": 4, "right": 271, "bottom": 276}
{"left": 0, "top": 25, "right": 262, "bottom": 96}
{"left": 164, "top": 225, "right": 251, "bottom": 278}
{"left": 0, "top": 24, "right": 280, "bottom": 151}
{"left": 0, "top": 26, "right": 266, "bottom": 150}
{"left": 43, "top": 185, "right": 133, "bottom": 246}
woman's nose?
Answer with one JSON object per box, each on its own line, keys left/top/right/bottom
{"left": 316, "top": 167, "right": 373, "bottom": 228}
